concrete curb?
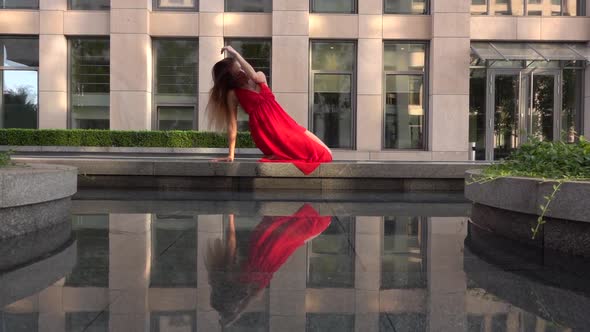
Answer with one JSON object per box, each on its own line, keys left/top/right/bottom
{"left": 0, "top": 164, "right": 78, "bottom": 209}
{"left": 465, "top": 169, "right": 590, "bottom": 223}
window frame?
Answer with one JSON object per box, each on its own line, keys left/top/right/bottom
{"left": 470, "top": 0, "right": 585, "bottom": 16}
{"left": 67, "top": 36, "right": 110, "bottom": 130}
{"left": 0, "top": 36, "right": 40, "bottom": 129}
{"left": 310, "top": 0, "right": 358, "bottom": 14}
{"left": 309, "top": 40, "right": 358, "bottom": 151}
{"left": 151, "top": 37, "right": 199, "bottom": 131}
{"left": 152, "top": 0, "right": 198, "bottom": 12}
{"left": 382, "top": 41, "right": 429, "bottom": 151}
{"left": 383, "top": 0, "right": 430, "bottom": 15}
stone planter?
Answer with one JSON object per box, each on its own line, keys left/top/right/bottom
{"left": 465, "top": 169, "right": 590, "bottom": 257}
{"left": 0, "top": 164, "right": 77, "bottom": 239}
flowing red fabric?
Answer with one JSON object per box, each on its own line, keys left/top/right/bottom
{"left": 234, "top": 83, "right": 332, "bottom": 175}
{"left": 239, "top": 204, "right": 331, "bottom": 288}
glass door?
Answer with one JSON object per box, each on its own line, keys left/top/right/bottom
{"left": 487, "top": 70, "right": 523, "bottom": 160}
{"left": 486, "top": 69, "right": 561, "bottom": 160}
{"left": 527, "top": 71, "right": 560, "bottom": 143}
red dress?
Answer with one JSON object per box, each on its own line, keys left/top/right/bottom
{"left": 239, "top": 204, "right": 331, "bottom": 288}
{"left": 234, "top": 83, "right": 333, "bottom": 175}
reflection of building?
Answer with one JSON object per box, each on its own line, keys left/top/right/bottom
{"left": 2, "top": 0, "right": 589, "bottom": 161}
{"left": 0, "top": 213, "right": 573, "bottom": 331}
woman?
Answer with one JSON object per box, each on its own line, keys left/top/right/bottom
{"left": 205, "top": 204, "right": 331, "bottom": 327}
{"left": 207, "top": 46, "right": 333, "bottom": 175}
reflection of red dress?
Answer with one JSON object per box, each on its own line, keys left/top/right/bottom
{"left": 235, "top": 83, "right": 333, "bottom": 175}
{"left": 239, "top": 204, "right": 331, "bottom": 288}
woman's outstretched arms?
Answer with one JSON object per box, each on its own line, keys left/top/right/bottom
{"left": 221, "top": 46, "right": 267, "bottom": 84}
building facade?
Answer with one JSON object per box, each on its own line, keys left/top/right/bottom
{"left": 1, "top": 0, "right": 590, "bottom": 161}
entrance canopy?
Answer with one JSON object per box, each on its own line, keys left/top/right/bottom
{"left": 471, "top": 42, "right": 590, "bottom": 62}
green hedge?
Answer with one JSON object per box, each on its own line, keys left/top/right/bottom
{"left": 0, "top": 129, "right": 256, "bottom": 148}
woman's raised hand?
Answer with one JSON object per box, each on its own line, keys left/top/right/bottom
{"left": 220, "top": 46, "right": 237, "bottom": 56}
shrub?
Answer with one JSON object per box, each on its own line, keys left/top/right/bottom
{"left": 0, "top": 129, "right": 256, "bottom": 149}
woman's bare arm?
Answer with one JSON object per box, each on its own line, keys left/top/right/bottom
{"left": 226, "top": 91, "right": 238, "bottom": 161}
{"left": 221, "top": 46, "right": 267, "bottom": 84}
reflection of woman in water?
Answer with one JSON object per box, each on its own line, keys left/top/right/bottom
{"left": 205, "top": 204, "right": 331, "bottom": 327}
{"left": 207, "top": 46, "right": 332, "bottom": 175}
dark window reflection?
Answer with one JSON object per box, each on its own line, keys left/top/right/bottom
{"left": 307, "top": 216, "right": 355, "bottom": 288}
{"left": 223, "top": 312, "right": 269, "bottom": 332}
{"left": 65, "top": 215, "right": 109, "bottom": 287}
{"left": 381, "top": 217, "right": 427, "bottom": 289}
{"left": 151, "top": 311, "right": 196, "bottom": 332}
{"left": 307, "top": 313, "right": 354, "bottom": 332}
{"left": 150, "top": 215, "right": 197, "bottom": 288}
{"left": 380, "top": 313, "right": 426, "bottom": 332}
{"left": 311, "top": 0, "right": 356, "bottom": 13}
{"left": 66, "top": 312, "right": 108, "bottom": 332}
{"left": 384, "top": 0, "right": 427, "bottom": 14}
{"left": 69, "top": 0, "right": 109, "bottom": 9}
{"left": 0, "top": 313, "right": 38, "bottom": 332}
{"left": 225, "top": 0, "right": 272, "bottom": 12}
{"left": 469, "top": 69, "right": 486, "bottom": 160}
{"left": 0, "top": 0, "right": 38, "bottom": 8}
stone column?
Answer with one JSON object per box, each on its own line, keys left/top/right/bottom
{"left": 108, "top": 214, "right": 151, "bottom": 332}
{"left": 38, "top": 0, "right": 68, "bottom": 129}
{"left": 269, "top": 245, "right": 307, "bottom": 332}
{"left": 196, "top": 214, "right": 223, "bottom": 332}
{"left": 427, "top": 217, "right": 468, "bottom": 332}
{"left": 429, "top": 0, "right": 471, "bottom": 160}
{"left": 110, "top": 0, "right": 152, "bottom": 130}
{"left": 357, "top": 1, "right": 384, "bottom": 152}
{"left": 354, "top": 217, "right": 381, "bottom": 332}
{"left": 584, "top": 44, "right": 590, "bottom": 137}
{"left": 197, "top": 0, "right": 224, "bottom": 130}
{"left": 271, "top": 0, "right": 310, "bottom": 127}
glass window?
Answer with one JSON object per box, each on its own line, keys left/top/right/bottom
{"left": 66, "top": 312, "right": 109, "bottom": 332}
{"left": 154, "top": 0, "right": 197, "bottom": 10}
{"left": 70, "top": 38, "right": 110, "bottom": 129}
{"left": 562, "top": 68, "right": 584, "bottom": 143}
{"left": 307, "top": 314, "right": 354, "bottom": 332}
{"left": 379, "top": 313, "right": 427, "bottom": 332}
{"left": 0, "top": 0, "right": 38, "bottom": 9}
{"left": 0, "top": 313, "right": 38, "bottom": 332}
{"left": 384, "top": 0, "right": 428, "bottom": 14}
{"left": 311, "top": 0, "right": 356, "bottom": 13}
{"left": 225, "top": 0, "right": 271, "bottom": 12}
{"left": 0, "top": 38, "right": 39, "bottom": 129}
{"left": 153, "top": 39, "right": 198, "bottom": 130}
{"left": 225, "top": 39, "right": 272, "bottom": 131}
{"left": 65, "top": 215, "right": 109, "bottom": 287}
{"left": 150, "top": 215, "right": 197, "bottom": 287}
{"left": 69, "top": 0, "right": 109, "bottom": 9}
{"left": 151, "top": 312, "right": 196, "bottom": 332}
{"left": 470, "top": 69, "right": 486, "bottom": 160}
{"left": 381, "top": 217, "right": 427, "bottom": 289}
{"left": 473, "top": 0, "right": 583, "bottom": 15}
{"left": 384, "top": 42, "right": 427, "bottom": 150}
{"left": 307, "top": 217, "right": 355, "bottom": 288}
{"left": 311, "top": 41, "right": 356, "bottom": 150}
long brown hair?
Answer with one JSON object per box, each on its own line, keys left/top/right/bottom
{"left": 206, "top": 58, "right": 240, "bottom": 132}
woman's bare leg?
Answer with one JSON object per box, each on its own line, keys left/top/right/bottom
{"left": 304, "top": 130, "right": 332, "bottom": 156}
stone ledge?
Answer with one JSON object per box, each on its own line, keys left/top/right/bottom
{"left": 0, "top": 164, "right": 78, "bottom": 209}
{"left": 14, "top": 157, "right": 488, "bottom": 179}
{"left": 465, "top": 169, "right": 590, "bottom": 223}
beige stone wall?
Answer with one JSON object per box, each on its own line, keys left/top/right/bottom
{"left": 1, "top": 0, "right": 589, "bottom": 160}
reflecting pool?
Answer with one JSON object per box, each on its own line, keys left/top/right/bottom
{"left": 0, "top": 190, "right": 588, "bottom": 331}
